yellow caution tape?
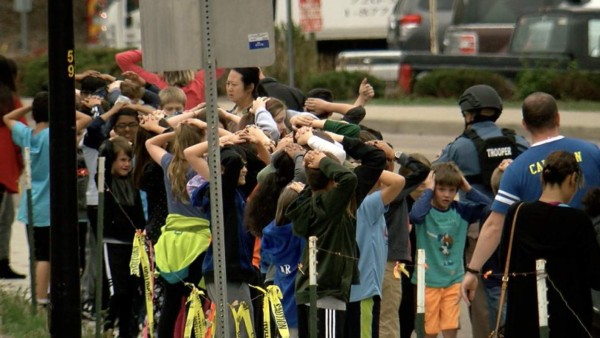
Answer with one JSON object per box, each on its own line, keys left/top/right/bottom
{"left": 393, "top": 261, "right": 410, "bottom": 279}
{"left": 250, "top": 284, "right": 290, "bottom": 338}
{"left": 129, "top": 231, "right": 154, "bottom": 338}
{"left": 230, "top": 301, "right": 255, "bottom": 338}
{"left": 184, "top": 285, "right": 206, "bottom": 338}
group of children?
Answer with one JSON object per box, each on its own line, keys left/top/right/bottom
{"left": 4, "top": 51, "right": 600, "bottom": 338}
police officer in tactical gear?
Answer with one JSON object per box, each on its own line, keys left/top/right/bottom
{"left": 437, "top": 84, "right": 529, "bottom": 199}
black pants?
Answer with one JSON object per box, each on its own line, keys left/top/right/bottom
{"left": 104, "top": 243, "right": 142, "bottom": 338}
{"left": 344, "top": 296, "right": 381, "bottom": 338}
{"left": 298, "top": 304, "right": 346, "bottom": 338}
{"left": 157, "top": 253, "right": 204, "bottom": 338}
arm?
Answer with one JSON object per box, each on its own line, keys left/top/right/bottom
{"left": 240, "top": 126, "right": 272, "bottom": 164}
{"left": 397, "top": 153, "right": 430, "bottom": 196}
{"left": 408, "top": 170, "right": 435, "bottom": 224}
{"left": 183, "top": 140, "right": 210, "bottom": 180}
{"left": 127, "top": 103, "right": 155, "bottom": 115}
{"left": 307, "top": 135, "right": 346, "bottom": 164}
{"left": 2, "top": 105, "right": 32, "bottom": 130}
{"left": 311, "top": 119, "right": 361, "bottom": 138}
{"left": 115, "top": 50, "right": 164, "bottom": 88}
{"left": 141, "top": 89, "right": 161, "bottom": 108}
{"left": 342, "top": 136, "right": 387, "bottom": 205}
{"left": 461, "top": 211, "right": 506, "bottom": 303}
{"left": 75, "top": 110, "right": 93, "bottom": 133}
{"left": 254, "top": 107, "right": 280, "bottom": 141}
{"left": 353, "top": 78, "right": 375, "bottom": 107}
{"left": 378, "top": 170, "right": 406, "bottom": 206}
{"left": 309, "top": 152, "right": 358, "bottom": 214}
{"left": 408, "top": 188, "right": 434, "bottom": 225}
{"left": 304, "top": 98, "right": 355, "bottom": 116}
{"left": 183, "top": 133, "right": 243, "bottom": 180}
{"left": 145, "top": 132, "right": 174, "bottom": 165}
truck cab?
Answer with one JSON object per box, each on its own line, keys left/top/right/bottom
{"left": 442, "top": 0, "right": 582, "bottom": 54}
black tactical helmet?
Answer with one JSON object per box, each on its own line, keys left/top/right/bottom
{"left": 458, "top": 84, "right": 503, "bottom": 115}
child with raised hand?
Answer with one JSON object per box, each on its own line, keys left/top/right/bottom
{"left": 286, "top": 149, "right": 358, "bottom": 338}
{"left": 409, "top": 162, "right": 491, "bottom": 338}
{"left": 145, "top": 120, "right": 212, "bottom": 338}
{"left": 261, "top": 181, "right": 307, "bottom": 338}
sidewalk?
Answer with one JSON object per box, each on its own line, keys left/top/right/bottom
{"left": 362, "top": 104, "right": 600, "bottom": 142}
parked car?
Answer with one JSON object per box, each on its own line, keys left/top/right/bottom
{"left": 442, "top": 0, "right": 586, "bottom": 55}
{"left": 397, "top": 7, "right": 600, "bottom": 91}
{"left": 336, "top": 50, "right": 403, "bottom": 82}
{"left": 386, "top": 0, "right": 455, "bottom": 51}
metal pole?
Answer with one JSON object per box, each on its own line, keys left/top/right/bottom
{"left": 200, "top": 0, "right": 229, "bottom": 336}
{"left": 286, "top": 0, "right": 295, "bottom": 87}
{"left": 428, "top": 0, "right": 439, "bottom": 54}
{"left": 20, "top": 11, "right": 28, "bottom": 54}
{"left": 48, "top": 0, "right": 81, "bottom": 336}
{"left": 536, "top": 259, "right": 549, "bottom": 338}
{"left": 95, "top": 157, "right": 106, "bottom": 338}
{"left": 308, "top": 236, "right": 318, "bottom": 338}
{"left": 415, "top": 249, "right": 426, "bottom": 338}
{"left": 24, "top": 147, "right": 37, "bottom": 312}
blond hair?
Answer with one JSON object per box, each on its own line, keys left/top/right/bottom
{"left": 161, "top": 70, "right": 195, "bottom": 87}
{"left": 159, "top": 86, "right": 187, "bottom": 107}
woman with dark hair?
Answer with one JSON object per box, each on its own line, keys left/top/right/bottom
{"left": 501, "top": 150, "right": 600, "bottom": 338}
{"left": 226, "top": 67, "right": 260, "bottom": 117}
{"left": 0, "top": 54, "right": 25, "bottom": 279}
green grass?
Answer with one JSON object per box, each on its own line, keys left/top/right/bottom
{"left": 0, "top": 287, "right": 95, "bottom": 338}
{"left": 0, "top": 287, "right": 49, "bottom": 337}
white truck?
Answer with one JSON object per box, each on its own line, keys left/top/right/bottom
{"left": 95, "top": 0, "right": 394, "bottom": 54}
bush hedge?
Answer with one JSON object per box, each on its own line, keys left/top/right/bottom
{"left": 516, "top": 69, "right": 600, "bottom": 100}
{"left": 413, "top": 69, "right": 515, "bottom": 99}
{"left": 306, "top": 70, "right": 386, "bottom": 101}
{"left": 17, "top": 48, "right": 125, "bottom": 96}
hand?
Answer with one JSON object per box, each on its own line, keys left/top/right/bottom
{"left": 290, "top": 114, "right": 315, "bottom": 130}
{"left": 424, "top": 170, "right": 435, "bottom": 190}
{"left": 100, "top": 73, "right": 116, "bottom": 82}
{"left": 186, "top": 118, "right": 207, "bottom": 129}
{"left": 294, "top": 126, "right": 313, "bottom": 146}
{"left": 304, "top": 98, "right": 327, "bottom": 112}
{"left": 111, "top": 100, "right": 128, "bottom": 112}
{"left": 284, "top": 143, "right": 305, "bottom": 159}
{"left": 303, "top": 150, "right": 326, "bottom": 169}
{"left": 81, "top": 95, "right": 102, "bottom": 108}
{"left": 139, "top": 114, "right": 161, "bottom": 131}
{"left": 76, "top": 69, "right": 100, "bottom": 81}
{"left": 274, "top": 134, "right": 294, "bottom": 152}
{"left": 121, "top": 71, "right": 146, "bottom": 87}
{"left": 366, "top": 140, "right": 394, "bottom": 160}
{"left": 461, "top": 271, "right": 479, "bottom": 306}
{"left": 151, "top": 110, "right": 167, "bottom": 120}
{"left": 358, "top": 78, "right": 375, "bottom": 102}
{"left": 498, "top": 158, "right": 513, "bottom": 172}
{"left": 252, "top": 97, "right": 269, "bottom": 114}
{"left": 287, "top": 181, "right": 305, "bottom": 193}
{"left": 219, "top": 133, "right": 245, "bottom": 147}
{"left": 460, "top": 175, "right": 472, "bottom": 192}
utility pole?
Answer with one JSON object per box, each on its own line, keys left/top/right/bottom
{"left": 13, "top": 0, "right": 31, "bottom": 54}
{"left": 48, "top": 0, "right": 81, "bottom": 337}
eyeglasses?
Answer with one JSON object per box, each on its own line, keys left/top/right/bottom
{"left": 115, "top": 122, "right": 139, "bottom": 130}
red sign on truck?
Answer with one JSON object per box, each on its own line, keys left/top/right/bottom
{"left": 299, "top": 0, "right": 322, "bottom": 32}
